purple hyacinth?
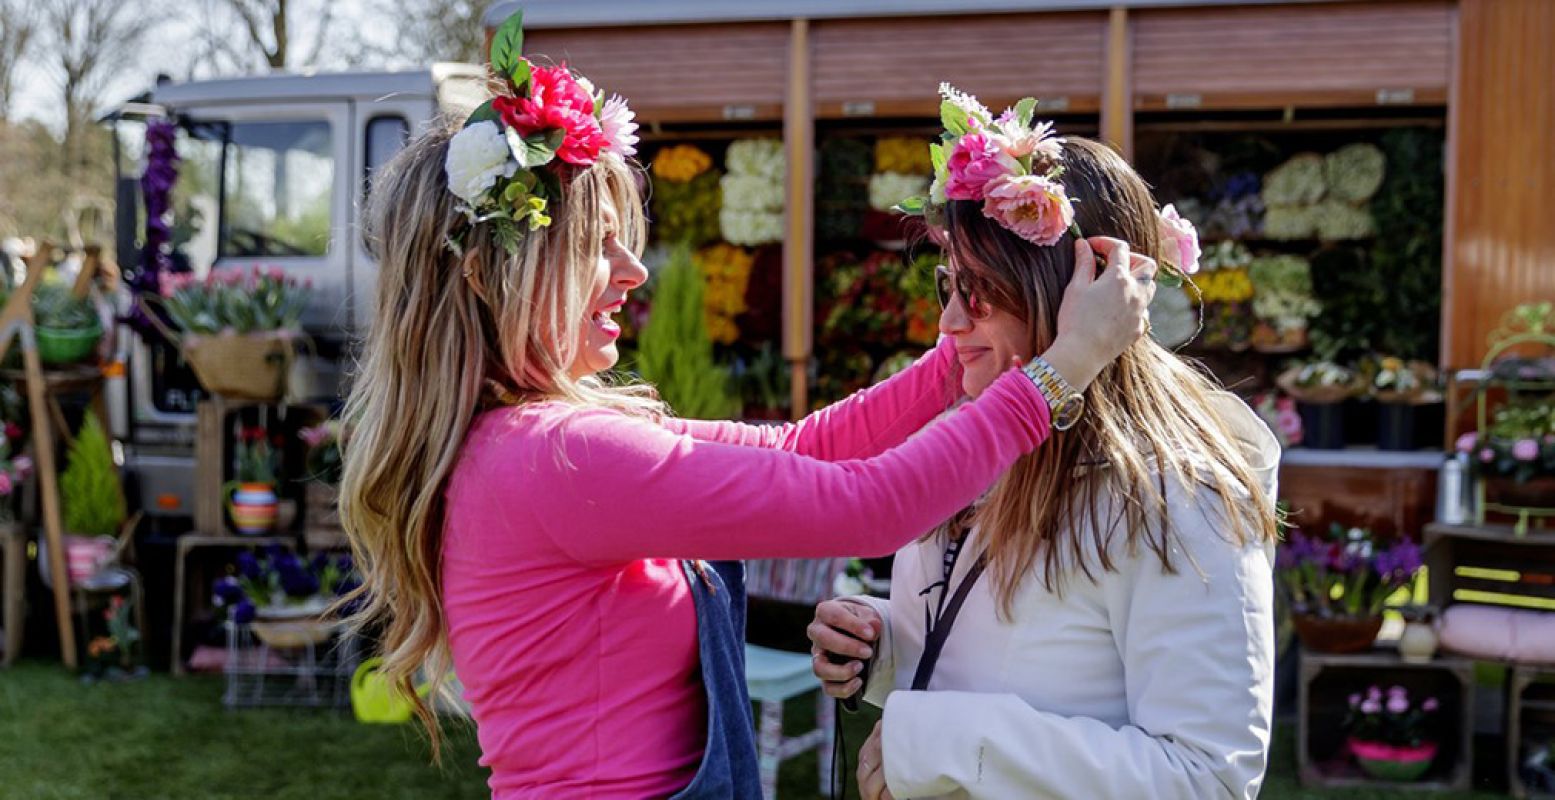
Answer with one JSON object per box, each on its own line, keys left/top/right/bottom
{"left": 213, "top": 576, "right": 245, "bottom": 605}
{"left": 232, "top": 600, "right": 256, "bottom": 624}
{"left": 334, "top": 554, "right": 354, "bottom": 575}
{"left": 280, "top": 568, "right": 320, "bottom": 598}
{"left": 235, "top": 551, "right": 262, "bottom": 580}
{"left": 310, "top": 552, "right": 330, "bottom": 575}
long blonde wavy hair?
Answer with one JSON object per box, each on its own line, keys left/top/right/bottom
{"left": 942, "top": 137, "right": 1278, "bottom": 616}
{"left": 338, "top": 120, "right": 655, "bottom": 754}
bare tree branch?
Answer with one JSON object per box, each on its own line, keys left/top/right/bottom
{"left": 0, "top": 0, "right": 39, "bottom": 121}
{"left": 379, "top": 0, "right": 496, "bottom": 65}
{"left": 44, "top": 0, "right": 163, "bottom": 173}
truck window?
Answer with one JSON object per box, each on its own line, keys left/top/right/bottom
{"left": 365, "top": 115, "right": 410, "bottom": 185}
{"left": 222, "top": 121, "right": 334, "bottom": 258}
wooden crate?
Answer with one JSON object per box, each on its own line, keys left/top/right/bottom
{"left": 1510, "top": 664, "right": 1555, "bottom": 799}
{"left": 193, "top": 398, "right": 330, "bottom": 536}
{"left": 1298, "top": 648, "right": 1475, "bottom": 791}
{"left": 1424, "top": 523, "right": 1555, "bottom": 613}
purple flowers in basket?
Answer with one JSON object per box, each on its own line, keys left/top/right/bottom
{"left": 213, "top": 545, "right": 359, "bottom": 624}
{"left": 1276, "top": 524, "right": 1424, "bottom": 619}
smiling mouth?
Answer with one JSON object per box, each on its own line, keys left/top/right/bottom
{"left": 957, "top": 347, "right": 991, "bottom": 362}
{"left": 591, "top": 302, "right": 623, "bottom": 339}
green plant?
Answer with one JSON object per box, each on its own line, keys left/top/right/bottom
{"left": 635, "top": 245, "right": 738, "bottom": 419}
{"left": 1309, "top": 245, "right": 1384, "bottom": 362}
{"left": 736, "top": 343, "right": 790, "bottom": 414}
{"left": 235, "top": 427, "right": 277, "bottom": 484}
{"left": 1370, "top": 128, "right": 1444, "bottom": 362}
{"left": 60, "top": 412, "right": 125, "bottom": 537}
{"left": 31, "top": 281, "right": 98, "bottom": 330}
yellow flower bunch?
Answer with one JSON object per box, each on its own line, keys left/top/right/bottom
{"left": 652, "top": 144, "right": 713, "bottom": 184}
{"left": 693, "top": 243, "right": 755, "bottom": 345}
{"left": 1196, "top": 267, "right": 1254, "bottom": 305}
{"left": 875, "top": 137, "right": 933, "bottom": 176}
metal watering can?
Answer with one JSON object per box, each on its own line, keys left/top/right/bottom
{"left": 350, "top": 657, "right": 432, "bottom": 724}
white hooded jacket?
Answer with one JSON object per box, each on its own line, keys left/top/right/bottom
{"left": 853, "top": 393, "right": 1281, "bottom": 800}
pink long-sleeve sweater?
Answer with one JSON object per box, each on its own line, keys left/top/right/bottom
{"left": 441, "top": 338, "right": 1051, "bottom": 798}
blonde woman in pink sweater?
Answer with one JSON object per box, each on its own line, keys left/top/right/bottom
{"left": 338, "top": 22, "right": 1155, "bottom": 800}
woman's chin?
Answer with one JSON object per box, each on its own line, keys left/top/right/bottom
{"left": 962, "top": 371, "right": 995, "bottom": 399}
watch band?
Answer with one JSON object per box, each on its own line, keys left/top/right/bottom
{"left": 1021, "top": 356, "right": 1076, "bottom": 403}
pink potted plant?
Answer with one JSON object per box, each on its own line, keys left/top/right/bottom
{"left": 1345, "top": 684, "right": 1441, "bottom": 781}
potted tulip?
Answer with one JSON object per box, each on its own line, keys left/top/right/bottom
{"left": 1276, "top": 524, "right": 1423, "bottom": 653}
{"left": 155, "top": 266, "right": 311, "bottom": 402}
{"left": 226, "top": 427, "right": 279, "bottom": 535}
{"left": 1345, "top": 685, "right": 1442, "bottom": 781}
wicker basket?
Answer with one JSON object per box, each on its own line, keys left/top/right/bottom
{"left": 182, "top": 331, "right": 295, "bottom": 402}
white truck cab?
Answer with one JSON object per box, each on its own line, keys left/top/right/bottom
{"left": 107, "top": 64, "right": 485, "bottom": 520}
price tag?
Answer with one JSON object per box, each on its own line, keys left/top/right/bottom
{"left": 1376, "top": 88, "right": 1415, "bottom": 105}
{"left": 842, "top": 101, "right": 876, "bottom": 117}
{"left": 722, "top": 104, "right": 757, "bottom": 120}
{"left": 1166, "top": 93, "right": 1202, "bottom": 109}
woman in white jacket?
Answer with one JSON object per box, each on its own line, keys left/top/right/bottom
{"left": 809, "top": 130, "right": 1281, "bottom": 800}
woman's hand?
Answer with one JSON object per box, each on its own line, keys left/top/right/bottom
{"left": 1041, "top": 236, "right": 1157, "bottom": 391}
{"left": 808, "top": 599, "right": 881, "bottom": 700}
{"left": 858, "top": 721, "right": 896, "bottom": 800}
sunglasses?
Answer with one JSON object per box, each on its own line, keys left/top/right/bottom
{"left": 935, "top": 264, "right": 995, "bottom": 320}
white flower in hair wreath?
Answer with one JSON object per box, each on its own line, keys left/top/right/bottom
{"left": 443, "top": 11, "right": 639, "bottom": 256}
{"left": 895, "top": 83, "right": 1198, "bottom": 283}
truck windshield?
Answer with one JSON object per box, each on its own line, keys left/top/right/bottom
{"left": 180, "top": 119, "right": 334, "bottom": 262}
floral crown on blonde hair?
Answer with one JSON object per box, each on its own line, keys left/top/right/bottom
{"left": 896, "top": 83, "right": 1199, "bottom": 278}
{"left": 443, "top": 12, "right": 639, "bottom": 256}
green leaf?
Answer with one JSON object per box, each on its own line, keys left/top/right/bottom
{"left": 521, "top": 130, "right": 561, "bottom": 167}
{"left": 490, "top": 11, "right": 525, "bottom": 80}
{"left": 892, "top": 196, "right": 927, "bottom": 217}
{"left": 1014, "top": 97, "right": 1037, "bottom": 128}
{"left": 1156, "top": 266, "right": 1185, "bottom": 289}
{"left": 928, "top": 143, "right": 946, "bottom": 175}
{"left": 465, "top": 99, "right": 500, "bottom": 127}
{"left": 511, "top": 58, "right": 532, "bottom": 95}
{"left": 939, "top": 100, "right": 970, "bottom": 136}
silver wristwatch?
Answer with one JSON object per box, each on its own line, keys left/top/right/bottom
{"left": 1022, "top": 356, "right": 1085, "bottom": 431}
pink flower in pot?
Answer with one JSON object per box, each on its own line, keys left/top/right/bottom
{"left": 1455, "top": 432, "right": 1477, "bottom": 453}
{"left": 1513, "top": 438, "right": 1539, "bottom": 462}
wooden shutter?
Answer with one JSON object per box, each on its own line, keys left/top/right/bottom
{"left": 524, "top": 23, "right": 789, "bottom": 123}
{"left": 1132, "top": 1, "right": 1454, "bottom": 110}
{"left": 812, "top": 12, "right": 1108, "bottom": 118}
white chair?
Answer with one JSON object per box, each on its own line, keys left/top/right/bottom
{"left": 744, "top": 557, "right": 847, "bottom": 800}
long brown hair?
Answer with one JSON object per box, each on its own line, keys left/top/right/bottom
{"left": 944, "top": 137, "right": 1277, "bottom": 616}
{"left": 337, "top": 120, "right": 656, "bottom": 755}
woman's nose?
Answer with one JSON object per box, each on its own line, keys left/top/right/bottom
{"left": 613, "top": 249, "right": 648, "bottom": 290}
{"left": 939, "top": 294, "right": 973, "bottom": 336}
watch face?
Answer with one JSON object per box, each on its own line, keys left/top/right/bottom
{"left": 1052, "top": 394, "right": 1084, "bottom": 431}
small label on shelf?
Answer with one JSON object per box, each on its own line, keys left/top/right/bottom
{"left": 1166, "top": 93, "right": 1202, "bottom": 109}
{"left": 722, "top": 104, "right": 757, "bottom": 120}
{"left": 1038, "top": 96, "right": 1070, "bottom": 112}
{"left": 841, "top": 101, "right": 876, "bottom": 117}
{"left": 1376, "top": 88, "right": 1416, "bottom": 105}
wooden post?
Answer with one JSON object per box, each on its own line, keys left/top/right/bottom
{"left": 1102, "top": 6, "right": 1133, "bottom": 160}
{"left": 782, "top": 18, "right": 815, "bottom": 419}
{"left": 0, "top": 244, "right": 78, "bottom": 668}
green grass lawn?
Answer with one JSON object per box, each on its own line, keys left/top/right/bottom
{"left": 0, "top": 659, "right": 1510, "bottom": 799}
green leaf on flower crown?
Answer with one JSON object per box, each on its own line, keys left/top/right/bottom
{"left": 940, "top": 100, "right": 970, "bottom": 136}
{"left": 511, "top": 58, "right": 532, "bottom": 95}
{"left": 522, "top": 130, "right": 563, "bottom": 167}
{"left": 1014, "top": 97, "right": 1037, "bottom": 129}
{"left": 490, "top": 11, "right": 525, "bottom": 81}
{"left": 466, "top": 99, "right": 500, "bottom": 127}
{"left": 1157, "top": 264, "right": 1185, "bottom": 289}
{"left": 491, "top": 217, "right": 524, "bottom": 255}
{"left": 893, "top": 196, "right": 927, "bottom": 217}
{"left": 535, "top": 164, "right": 563, "bottom": 200}
{"left": 929, "top": 142, "right": 946, "bottom": 175}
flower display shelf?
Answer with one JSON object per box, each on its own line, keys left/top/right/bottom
{"left": 1472, "top": 304, "right": 1555, "bottom": 536}
{"left": 1510, "top": 664, "right": 1555, "bottom": 799}
{"left": 222, "top": 618, "right": 358, "bottom": 709}
{"left": 1297, "top": 648, "right": 1474, "bottom": 791}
